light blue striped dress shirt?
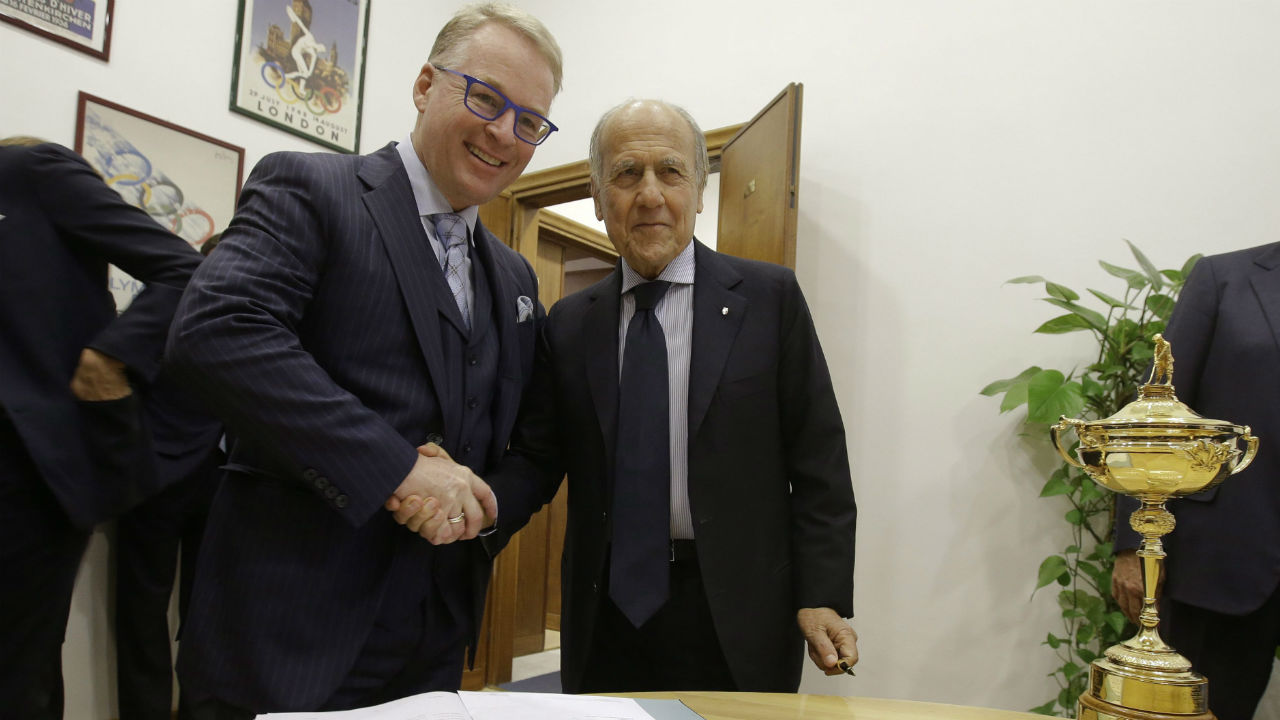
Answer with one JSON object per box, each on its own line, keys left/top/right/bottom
{"left": 618, "top": 240, "right": 696, "bottom": 540}
{"left": 395, "top": 136, "right": 477, "bottom": 318}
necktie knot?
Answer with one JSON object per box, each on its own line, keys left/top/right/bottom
{"left": 632, "top": 281, "right": 671, "bottom": 312}
{"left": 430, "top": 213, "right": 467, "bottom": 251}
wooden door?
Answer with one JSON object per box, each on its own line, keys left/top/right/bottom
{"left": 717, "top": 83, "right": 803, "bottom": 268}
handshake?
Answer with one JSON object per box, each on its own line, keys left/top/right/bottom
{"left": 383, "top": 443, "right": 497, "bottom": 545}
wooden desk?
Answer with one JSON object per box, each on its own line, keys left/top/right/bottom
{"left": 617, "top": 692, "right": 1047, "bottom": 720}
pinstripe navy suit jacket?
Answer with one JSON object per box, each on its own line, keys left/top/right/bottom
{"left": 166, "top": 143, "right": 540, "bottom": 710}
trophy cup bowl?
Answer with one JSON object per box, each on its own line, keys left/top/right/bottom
{"left": 1049, "top": 335, "right": 1257, "bottom": 720}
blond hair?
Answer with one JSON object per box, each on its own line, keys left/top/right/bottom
{"left": 429, "top": 3, "right": 563, "bottom": 94}
{"left": 0, "top": 135, "right": 51, "bottom": 147}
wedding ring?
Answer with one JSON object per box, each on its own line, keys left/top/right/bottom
{"left": 447, "top": 512, "right": 466, "bottom": 524}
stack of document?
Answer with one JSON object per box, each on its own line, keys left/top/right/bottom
{"left": 256, "top": 690, "right": 705, "bottom": 720}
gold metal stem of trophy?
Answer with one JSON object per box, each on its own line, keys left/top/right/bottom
{"left": 1103, "top": 498, "right": 1190, "bottom": 672}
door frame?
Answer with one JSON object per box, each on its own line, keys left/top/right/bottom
{"left": 477, "top": 122, "right": 743, "bottom": 687}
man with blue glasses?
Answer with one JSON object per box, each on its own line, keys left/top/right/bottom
{"left": 165, "top": 4, "right": 561, "bottom": 717}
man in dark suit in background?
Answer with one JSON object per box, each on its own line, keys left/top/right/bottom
{"left": 165, "top": 4, "right": 562, "bottom": 716}
{"left": 1112, "top": 242, "right": 1280, "bottom": 720}
{"left": 0, "top": 138, "right": 202, "bottom": 719}
{"left": 403, "top": 99, "right": 859, "bottom": 692}
{"left": 115, "top": 235, "right": 225, "bottom": 720}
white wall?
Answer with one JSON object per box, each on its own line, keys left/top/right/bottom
{"left": 5, "top": 1, "right": 1280, "bottom": 717}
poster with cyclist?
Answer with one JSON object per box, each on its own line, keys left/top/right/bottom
{"left": 74, "top": 92, "right": 245, "bottom": 311}
{"left": 230, "top": 0, "right": 370, "bottom": 153}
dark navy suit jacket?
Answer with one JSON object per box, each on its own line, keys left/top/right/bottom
{"left": 485, "top": 240, "right": 856, "bottom": 692}
{"left": 166, "top": 143, "right": 540, "bottom": 710}
{"left": 0, "top": 143, "right": 201, "bottom": 529}
{"left": 1117, "top": 242, "right": 1280, "bottom": 615}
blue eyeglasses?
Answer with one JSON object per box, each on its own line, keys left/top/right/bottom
{"left": 436, "top": 67, "right": 558, "bottom": 146}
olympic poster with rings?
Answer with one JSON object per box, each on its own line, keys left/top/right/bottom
{"left": 231, "top": 0, "right": 370, "bottom": 154}
{"left": 75, "top": 92, "right": 245, "bottom": 312}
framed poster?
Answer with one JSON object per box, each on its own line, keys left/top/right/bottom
{"left": 230, "top": 0, "right": 370, "bottom": 153}
{"left": 0, "top": 0, "right": 113, "bottom": 60}
{"left": 74, "top": 92, "right": 245, "bottom": 309}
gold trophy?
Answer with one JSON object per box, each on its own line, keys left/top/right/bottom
{"left": 1050, "top": 335, "right": 1258, "bottom": 720}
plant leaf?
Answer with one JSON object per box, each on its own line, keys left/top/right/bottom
{"left": 1099, "top": 260, "right": 1147, "bottom": 289}
{"left": 1181, "top": 254, "right": 1203, "bottom": 278}
{"left": 1058, "top": 688, "right": 1075, "bottom": 709}
{"left": 1077, "top": 560, "right": 1104, "bottom": 584}
{"left": 1125, "top": 240, "right": 1164, "bottom": 290}
{"left": 1106, "top": 611, "right": 1128, "bottom": 635}
{"left": 1037, "top": 555, "right": 1070, "bottom": 590}
{"left": 1079, "top": 480, "right": 1106, "bottom": 504}
{"left": 1145, "top": 293, "right": 1175, "bottom": 320}
{"left": 1007, "top": 275, "right": 1047, "bottom": 285}
{"left": 1027, "top": 370, "right": 1085, "bottom": 424}
{"left": 980, "top": 366, "right": 1041, "bottom": 396}
{"left": 1087, "top": 288, "right": 1130, "bottom": 309}
{"left": 1029, "top": 700, "right": 1057, "bottom": 715}
{"left": 1040, "top": 474, "right": 1072, "bottom": 497}
{"left": 1043, "top": 298, "right": 1107, "bottom": 332}
{"left": 1035, "top": 314, "right": 1093, "bottom": 335}
{"left": 1046, "top": 282, "right": 1080, "bottom": 302}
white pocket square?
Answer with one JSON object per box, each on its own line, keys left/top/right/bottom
{"left": 516, "top": 295, "right": 534, "bottom": 323}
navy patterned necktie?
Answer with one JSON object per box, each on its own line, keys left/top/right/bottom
{"left": 609, "top": 280, "right": 673, "bottom": 627}
{"left": 429, "top": 213, "right": 471, "bottom": 331}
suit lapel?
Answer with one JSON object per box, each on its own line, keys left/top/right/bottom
{"left": 586, "top": 268, "right": 623, "bottom": 462}
{"left": 688, "top": 240, "right": 747, "bottom": 443}
{"left": 358, "top": 144, "right": 453, "bottom": 419}
{"left": 1249, "top": 243, "right": 1280, "bottom": 357}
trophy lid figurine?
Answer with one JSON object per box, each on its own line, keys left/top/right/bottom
{"left": 1051, "top": 334, "right": 1258, "bottom": 720}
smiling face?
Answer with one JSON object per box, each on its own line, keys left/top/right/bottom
{"left": 410, "top": 22, "right": 555, "bottom": 211}
{"left": 592, "top": 101, "right": 705, "bottom": 280}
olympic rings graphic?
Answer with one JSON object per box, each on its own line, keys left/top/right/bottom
{"left": 142, "top": 181, "right": 184, "bottom": 217}
{"left": 261, "top": 60, "right": 285, "bottom": 88}
{"left": 103, "top": 150, "right": 150, "bottom": 186}
{"left": 172, "top": 207, "right": 216, "bottom": 244}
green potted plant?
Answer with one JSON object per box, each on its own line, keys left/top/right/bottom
{"left": 981, "top": 241, "right": 1201, "bottom": 716}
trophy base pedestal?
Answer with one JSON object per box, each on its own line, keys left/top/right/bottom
{"left": 1077, "top": 658, "right": 1213, "bottom": 720}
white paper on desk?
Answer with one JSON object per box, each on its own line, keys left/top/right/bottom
{"left": 458, "top": 690, "right": 657, "bottom": 720}
{"left": 256, "top": 691, "right": 469, "bottom": 720}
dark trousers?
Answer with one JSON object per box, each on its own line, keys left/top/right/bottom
{"left": 576, "top": 541, "right": 737, "bottom": 693}
{"left": 1163, "top": 587, "right": 1280, "bottom": 720}
{"left": 0, "top": 416, "right": 90, "bottom": 720}
{"left": 115, "top": 448, "right": 221, "bottom": 720}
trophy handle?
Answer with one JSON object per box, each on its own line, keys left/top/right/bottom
{"left": 1230, "top": 431, "right": 1259, "bottom": 475}
{"left": 1051, "top": 417, "right": 1086, "bottom": 469}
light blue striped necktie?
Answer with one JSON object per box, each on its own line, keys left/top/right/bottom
{"left": 429, "top": 213, "right": 471, "bottom": 331}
